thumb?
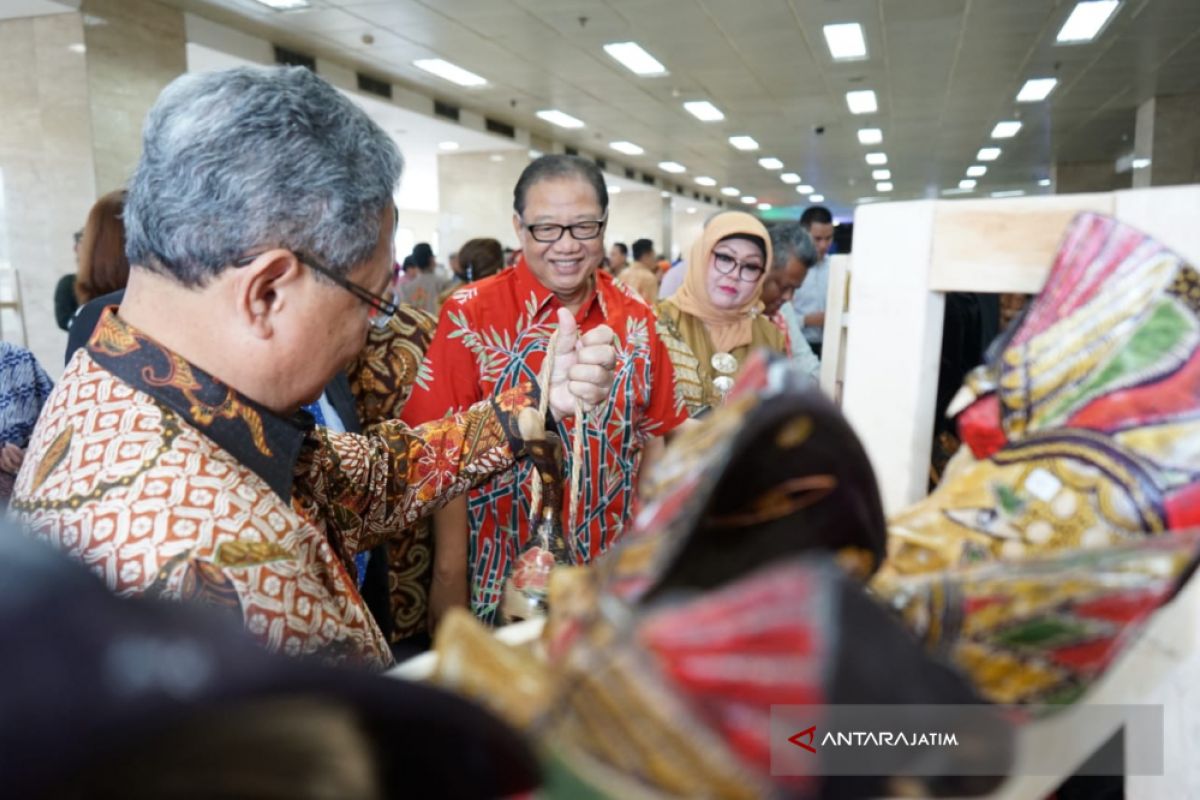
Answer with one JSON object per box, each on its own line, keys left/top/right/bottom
{"left": 554, "top": 307, "right": 578, "bottom": 353}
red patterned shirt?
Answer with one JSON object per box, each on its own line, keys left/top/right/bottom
{"left": 402, "top": 257, "right": 686, "bottom": 623}
{"left": 12, "top": 309, "right": 536, "bottom": 668}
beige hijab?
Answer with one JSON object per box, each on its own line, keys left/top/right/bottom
{"left": 671, "top": 211, "right": 773, "bottom": 353}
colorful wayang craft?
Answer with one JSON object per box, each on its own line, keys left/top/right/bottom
{"left": 428, "top": 214, "right": 1200, "bottom": 798}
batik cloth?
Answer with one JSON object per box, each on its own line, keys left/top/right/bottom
{"left": 402, "top": 255, "right": 686, "bottom": 623}
{"left": 0, "top": 341, "right": 53, "bottom": 447}
{"left": 12, "top": 309, "right": 536, "bottom": 668}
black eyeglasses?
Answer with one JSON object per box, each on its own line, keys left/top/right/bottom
{"left": 522, "top": 216, "right": 607, "bottom": 243}
{"left": 234, "top": 251, "right": 399, "bottom": 329}
{"left": 712, "top": 250, "right": 765, "bottom": 283}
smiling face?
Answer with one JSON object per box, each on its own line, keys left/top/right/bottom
{"left": 704, "top": 236, "right": 766, "bottom": 311}
{"left": 514, "top": 176, "right": 606, "bottom": 309}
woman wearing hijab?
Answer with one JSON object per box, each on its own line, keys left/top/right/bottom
{"left": 656, "top": 211, "right": 788, "bottom": 415}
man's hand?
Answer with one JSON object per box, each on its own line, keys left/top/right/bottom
{"left": 548, "top": 308, "right": 616, "bottom": 421}
{"left": 0, "top": 443, "right": 23, "bottom": 474}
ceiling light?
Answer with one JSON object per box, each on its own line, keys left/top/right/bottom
{"left": 871, "top": 169, "right": 891, "bottom": 180}
{"left": 603, "top": 41, "right": 667, "bottom": 75}
{"left": 1017, "top": 78, "right": 1059, "bottom": 102}
{"left": 797, "top": 185, "right": 814, "bottom": 195}
{"left": 780, "top": 173, "right": 801, "bottom": 184}
{"left": 977, "top": 147, "right": 1002, "bottom": 161}
{"left": 876, "top": 182, "right": 893, "bottom": 192}
{"left": 757, "top": 202, "right": 773, "bottom": 211}
{"left": 991, "top": 120, "right": 1022, "bottom": 138}
{"left": 607, "top": 185, "right": 622, "bottom": 194}
{"left": 489, "top": 154, "right": 505, "bottom": 162}
{"left": 529, "top": 149, "right": 544, "bottom": 159}
{"left": 661, "top": 190, "right": 672, "bottom": 198}
{"left": 959, "top": 179, "right": 978, "bottom": 190}
{"left": 658, "top": 161, "right": 686, "bottom": 173}
{"left": 1056, "top": 0, "right": 1120, "bottom": 44}
{"left": 413, "top": 58, "right": 487, "bottom": 87}
{"left": 846, "top": 89, "right": 878, "bottom": 114}
{"left": 729, "top": 135, "right": 759, "bottom": 151}
{"left": 610, "top": 141, "right": 644, "bottom": 155}
{"left": 809, "top": 194, "right": 825, "bottom": 202}
{"left": 966, "top": 165, "right": 987, "bottom": 177}
{"left": 865, "top": 152, "right": 888, "bottom": 165}
{"left": 941, "top": 188, "right": 973, "bottom": 196}
{"left": 1038, "top": 178, "right": 1053, "bottom": 187}
{"left": 720, "top": 187, "right": 740, "bottom": 196}
{"left": 537, "top": 109, "right": 585, "bottom": 128}
{"left": 1132, "top": 157, "right": 1152, "bottom": 169}
{"left": 857, "top": 128, "right": 883, "bottom": 145}
{"left": 758, "top": 157, "right": 784, "bottom": 170}
{"left": 67, "top": 43, "right": 86, "bottom": 53}
{"left": 684, "top": 100, "right": 725, "bottom": 122}
{"left": 741, "top": 195, "right": 757, "bottom": 204}
{"left": 695, "top": 176, "right": 717, "bottom": 186}
{"left": 437, "top": 141, "right": 459, "bottom": 151}
{"left": 990, "top": 190, "right": 1026, "bottom": 198}
{"left": 251, "top": 0, "right": 309, "bottom": 9}
{"left": 687, "top": 207, "right": 697, "bottom": 214}
{"left": 823, "top": 22, "right": 868, "bottom": 60}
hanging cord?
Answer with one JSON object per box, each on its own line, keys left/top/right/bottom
{"left": 529, "top": 326, "right": 586, "bottom": 551}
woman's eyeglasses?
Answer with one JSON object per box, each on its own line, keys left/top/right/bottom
{"left": 522, "top": 217, "right": 607, "bottom": 243}
{"left": 234, "top": 251, "right": 399, "bottom": 329}
{"left": 712, "top": 250, "right": 765, "bottom": 283}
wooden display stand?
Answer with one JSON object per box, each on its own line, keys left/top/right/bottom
{"left": 837, "top": 185, "right": 1200, "bottom": 797}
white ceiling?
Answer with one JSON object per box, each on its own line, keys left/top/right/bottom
{"left": 0, "top": 0, "right": 75, "bottom": 20}
{"left": 160, "top": 0, "right": 1200, "bottom": 217}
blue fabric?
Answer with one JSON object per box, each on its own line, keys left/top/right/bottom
{"left": 302, "top": 392, "right": 369, "bottom": 587}
{"left": 0, "top": 342, "right": 53, "bottom": 447}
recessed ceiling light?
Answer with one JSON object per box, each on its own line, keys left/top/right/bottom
{"left": 990, "top": 190, "right": 1026, "bottom": 198}
{"left": 720, "top": 187, "right": 740, "bottom": 196}
{"left": 865, "top": 152, "right": 888, "bottom": 165}
{"left": 610, "top": 140, "right": 644, "bottom": 155}
{"left": 780, "top": 173, "right": 801, "bottom": 184}
{"left": 67, "top": 43, "right": 86, "bottom": 53}
{"left": 603, "top": 41, "right": 667, "bottom": 75}
{"left": 1132, "top": 157, "right": 1152, "bottom": 169}
{"left": 857, "top": 127, "right": 883, "bottom": 145}
{"left": 658, "top": 161, "right": 686, "bottom": 173}
{"left": 607, "top": 185, "right": 622, "bottom": 194}
{"left": 687, "top": 207, "right": 698, "bottom": 214}
{"left": 695, "top": 176, "right": 718, "bottom": 186}
{"left": 251, "top": 0, "right": 309, "bottom": 9}
{"left": 684, "top": 100, "right": 725, "bottom": 122}
{"left": 758, "top": 157, "right": 784, "bottom": 170}
{"left": 1038, "top": 178, "right": 1053, "bottom": 187}
{"left": 741, "top": 195, "right": 758, "bottom": 204}
{"left": 529, "top": 149, "right": 544, "bottom": 159}
{"left": 437, "top": 141, "right": 460, "bottom": 151}
{"left": 991, "top": 120, "right": 1022, "bottom": 138}
{"left": 489, "top": 154, "right": 505, "bottom": 162}
{"left": 729, "top": 135, "right": 759, "bottom": 151}
{"left": 1056, "top": 0, "right": 1120, "bottom": 44}
{"left": 661, "top": 190, "right": 672, "bottom": 198}
{"left": 876, "top": 181, "right": 893, "bottom": 192}
{"left": 977, "top": 147, "right": 1002, "bottom": 161}
{"left": 959, "top": 179, "right": 978, "bottom": 190}
{"left": 413, "top": 58, "right": 487, "bottom": 87}
{"left": 1017, "top": 78, "right": 1059, "bottom": 102}
{"left": 797, "top": 185, "right": 814, "bottom": 195}
{"left": 823, "top": 22, "right": 868, "bottom": 60}
{"left": 871, "top": 169, "right": 891, "bottom": 180}
{"left": 966, "top": 165, "right": 987, "bottom": 177}
{"left": 537, "top": 109, "right": 585, "bottom": 129}
{"left": 809, "top": 194, "right": 825, "bottom": 202}
{"left": 846, "top": 89, "right": 878, "bottom": 114}
{"left": 941, "top": 187, "right": 974, "bottom": 196}
{"left": 757, "top": 202, "right": 773, "bottom": 211}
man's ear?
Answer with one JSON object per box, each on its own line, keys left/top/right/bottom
{"left": 512, "top": 212, "right": 524, "bottom": 243}
{"left": 234, "top": 250, "right": 304, "bottom": 339}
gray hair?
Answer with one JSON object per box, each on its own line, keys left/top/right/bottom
{"left": 125, "top": 66, "right": 403, "bottom": 287}
{"left": 769, "top": 222, "right": 817, "bottom": 271}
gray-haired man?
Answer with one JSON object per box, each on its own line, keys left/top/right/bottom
{"left": 765, "top": 223, "right": 821, "bottom": 382}
{"left": 12, "top": 66, "right": 615, "bottom": 668}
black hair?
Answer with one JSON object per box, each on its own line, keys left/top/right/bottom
{"left": 632, "top": 239, "right": 655, "bottom": 261}
{"left": 513, "top": 155, "right": 608, "bottom": 217}
{"left": 612, "top": 242, "right": 628, "bottom": 256}
{"left": 799, "top": 206, "right": 833, "bottom": 229}
{"left": 718, "top": 233, "right": 766, "bottom": 260}
{"left": 411, "top": 242, "right": 434, "bottom": 270}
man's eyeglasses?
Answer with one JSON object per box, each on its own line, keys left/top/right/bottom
{"left": 234, "top": 250, "right": 399, "bottom": 329}
{"left": 712, "top": 250, "right": 765, "bottom": 283}
{"left": 522, "top": 216, "right": 607, "bottom": 244}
